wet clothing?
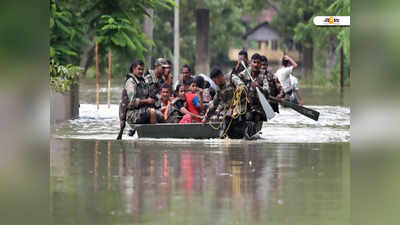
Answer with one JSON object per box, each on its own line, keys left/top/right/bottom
{"left": 234, "top": 68, "right": 270, "bottom": 115}
{"left": 288, "top": 74, "right": 299, "bottom": 104}
{"left": 144, "top": 70, "right": 166, "bottom": 100}
{"left": 125, "top": 73, "right": 163, "bottom": 124}
{"left": 205, "top": 83, "right": 237, "bottom": 121}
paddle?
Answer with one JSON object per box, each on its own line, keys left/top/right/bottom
{"left": 268, "top": 97, "right": 320, "bottom": 121}
{"left": 241, "top": 61, "right": 276, "bottom": 120}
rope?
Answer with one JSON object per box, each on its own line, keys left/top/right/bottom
{"left": 208, "top": 85, "right": 248, "bottom": 138}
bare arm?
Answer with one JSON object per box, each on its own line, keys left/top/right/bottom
{"left": 295, "top": 91, "right": 303, "bottom": 105}
{"left": 284, "top": 55, "right": 298, "bottom": 69}
{"left": 180, "top": 107, "right": 203, "bottom": 119}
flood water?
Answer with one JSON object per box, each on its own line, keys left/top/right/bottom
{"left": 51, "top": 79, "right": 350, "bottom": 225}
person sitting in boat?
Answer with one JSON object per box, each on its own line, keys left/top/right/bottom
{"left": 179, "top": 77, "right": 205, "bottom": 123}
{"left": 163, "top": 59, "right": 172, "bottom": 86}
{"left": 181, "top": 64, "right": 194, "bottom": 90}
{"left": 155, "top": 83, "right": 172, "bottom": 120}
{"left": 125, "top": 59, "right": 165, "bottom": 125}
{"left": 144, "top": 58, "right": 168, "bottom": 101}
{"left": 165, "top": 84, "right": 201, "bottom": 123}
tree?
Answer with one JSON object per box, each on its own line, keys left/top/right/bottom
{"left": 271, "top": 0, "right": 350, "bottom": 85}
{"left": 50, "top": 0, "right": 176, "bottom": 80}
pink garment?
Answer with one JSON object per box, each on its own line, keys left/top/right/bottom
{"left": 179, "top": 114, "right": 194, "bottom": 124}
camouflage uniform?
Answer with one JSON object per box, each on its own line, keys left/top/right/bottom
{"left": 234, "top": 68, "right": 271, "bottom": 115}
{"left": 204, "top": 78, "right": 249, "bottom": 139}
{"left": 144, "top": 70, "right": 166, "bottom": 100}
{"left": 125, "top": 73, "right": 164, "bottom": 125}
{"left": 264, "top": 70, "right": 285, "bottom": 113}
{"left": 232, "top": 68, "right": 271, "bottom": 137}
{"left": 165, "top": 97, "right": 186, "bottom": 123}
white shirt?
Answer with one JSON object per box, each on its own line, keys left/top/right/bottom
{"left": 275, "top": 66, "right": 293, "bottom": 92}
{"left": 290, "top": 74, "right": 299, "bottom": 91}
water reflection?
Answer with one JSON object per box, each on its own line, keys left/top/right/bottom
{"left": 51, "top": 139, "right": 350, "bottom": 225}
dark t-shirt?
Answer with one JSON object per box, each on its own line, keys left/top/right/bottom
{"left": 174, "top": 98, "right": 186, "bottom": 110}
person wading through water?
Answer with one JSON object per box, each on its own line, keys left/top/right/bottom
{"left": 117, "top": 59, "right": 164, "bottom": 140}
{"left": 232, "top": 53, "right": 272, "bottom": 139}
{"left": 260, "top": 55, "right": 285, "bottom": 113}
{"left": 203, "top": 67, "right": 248, "bottom": 139}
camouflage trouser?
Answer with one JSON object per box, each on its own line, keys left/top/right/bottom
{"left": 127, "top": 107, "right": 164, "bottom": 125}
{"left": 166, "top": 111, "right": 183, "bottom": 123}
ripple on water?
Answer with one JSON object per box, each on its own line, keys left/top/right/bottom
{"left": 52, "top": 104, "right": 350, "bottom": 143}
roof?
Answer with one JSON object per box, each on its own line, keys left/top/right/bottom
{"left": 242, "top": 5, "right": 279, "bottom": 23}
{"left": 243, "top": 22, "right": 280, "bottom": 41}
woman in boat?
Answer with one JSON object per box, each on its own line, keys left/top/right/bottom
{"left": 165, "top": 84, "right": 203, "bottom": 123}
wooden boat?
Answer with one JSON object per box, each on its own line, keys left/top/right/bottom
{"left": 129, "top": 122, "right": 221, "bottom": 139}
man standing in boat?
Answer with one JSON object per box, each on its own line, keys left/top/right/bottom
{"left": 145, "top": 58, "right": 168, "bottom": 100}
{"left": 125, "top": 59, "right": 164, "bottom": 125}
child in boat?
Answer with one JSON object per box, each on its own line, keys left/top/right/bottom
{"left": 180, "top": 77, "right": 205, "bottom": 123}
{"left": 165, "top": 84, "right": 202, "bottom": 123}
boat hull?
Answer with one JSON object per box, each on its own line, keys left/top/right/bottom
{"left": 129, "top": 122, "right": 221, "bottom": 139}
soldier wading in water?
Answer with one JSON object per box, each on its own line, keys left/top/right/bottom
{"left": 203, "top": 67, "right": 250, "bottom": 139}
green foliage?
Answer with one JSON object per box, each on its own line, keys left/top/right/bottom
{"left": 271, "top": 0, "right": 350, "bottom": 86}
{"left": 152, "top": 0, "right": 258, "bottom": 72}
{"left": 49, "top": 59, "right": 82, "bottom": 93}
{"left": 50, "top": 0, "right": 89, "bottom": 65}
{"left": 50, "top": 0, "right": 175, "bottom": 80}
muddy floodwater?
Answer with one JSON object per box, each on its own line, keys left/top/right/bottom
{"left": 51, "top": 79, "right": 350, "bottom": 225}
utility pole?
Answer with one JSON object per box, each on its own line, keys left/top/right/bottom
{"left": 195, "top": 1, "right": 209, "bottom": 75}
{"left": 143, "top": 9, "right": 154, "bottom": 70}
{"left": 173, "top": 0, "right": 180, "bottom": 87}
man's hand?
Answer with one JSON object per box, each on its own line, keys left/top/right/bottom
{"left": 236, "top": 84, "right": 245, "bottom": 92}
{"left": 252, "top": 81, "right": 260, "bottom": 88}
{"left": 201, "top": 118, "right": 207, "bottom": 124}
{"left": 146, "top": 98, "right": 155, "bottom": 105}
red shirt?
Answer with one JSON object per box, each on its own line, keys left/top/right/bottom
{"left": 185, "top": 92, "right": 201, "bottom": 122}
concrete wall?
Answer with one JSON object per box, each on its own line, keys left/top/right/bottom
{"left": 50, "top": 83, "right": 79, "bottom": 124}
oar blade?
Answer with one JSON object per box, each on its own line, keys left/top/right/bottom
{"left": 256, "top": 88, "right": 275, "bottom": 120}
{"left": 279, "top": 99, "right": 319, "bottom": 121}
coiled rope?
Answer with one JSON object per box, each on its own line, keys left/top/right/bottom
{"left": 208, "top": 85, "right": 248, "bottom": 138}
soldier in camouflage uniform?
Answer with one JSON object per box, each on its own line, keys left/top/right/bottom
{"left": 144, "top": 58, "right": 168, "bottom": 100}
{"left": 203, "top": 68, "right": 248, "bottom": 139}
{"left": 260, "top": 55, "right": 285, "bottom": 113}
{"left": 125, "top": 59, "right": 164, "bottom": 125}
{"left": 231, "top": 53, "right": 272, "bottom": 138}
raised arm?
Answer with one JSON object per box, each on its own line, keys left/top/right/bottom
{"left": 284, "top": 55, "right": 298, "bottom": 69}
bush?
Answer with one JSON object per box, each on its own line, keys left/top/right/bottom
{"left": 49, "top": 59, "right": 82, "bottom": 93}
